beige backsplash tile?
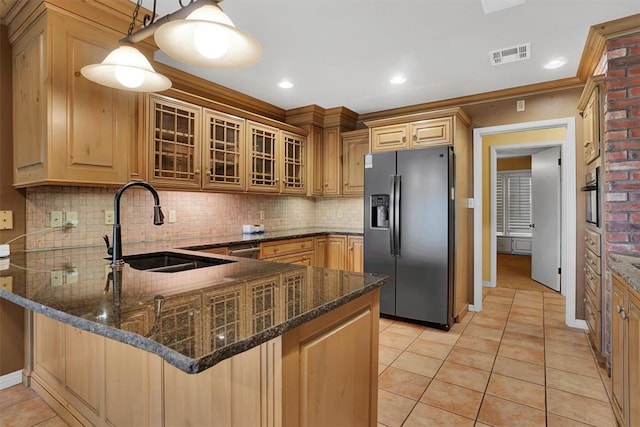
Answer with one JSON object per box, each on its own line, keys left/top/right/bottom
{"left": 25, "top": 186, "right": 363, "bottom": 250}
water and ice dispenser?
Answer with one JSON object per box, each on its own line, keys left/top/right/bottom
{"left": 370, "top": 195, "right": 389, "bottom": 228}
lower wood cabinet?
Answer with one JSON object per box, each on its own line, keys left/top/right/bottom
{"left": 282, "top": 288, "right": 379, "bottom": 427}
{"left": 261, "top": 235, "right": 363, "bottom": 272}
{"left": 326, "top": 235, "right": 347, "bottom": 270}
{"left": 260, "top": 237, "right": 314, "bottom": 266}
{"left": 29, "top": 289, "right": 379, "bottom": 427}
{"left": 612, "top": 273, "right": 640, "bottom": 427}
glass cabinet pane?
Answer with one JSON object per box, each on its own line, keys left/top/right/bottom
{"left": 204, "top": 111, "right": 244, "bottom": 190}
{"left": 282, "top": 132, "right": 306, "bottom": 193}
{"left": 248, "top": 124, "right": 278, "bottom": 191}
{"left": 150, "top": 96, "right": 200, "bottom": 187}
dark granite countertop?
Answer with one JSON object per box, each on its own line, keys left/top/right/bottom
{"left": 609, "top": 253, "right": 640, "bottom": 294}
{"left": 0, "top": 228, "right": 385, "bottom": 374}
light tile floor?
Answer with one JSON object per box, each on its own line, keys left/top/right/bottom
{"left": 0, "top": 288, "right": 614, "bottom": 427}
{"left": 377, "top": 287, "right": 615, "bottom": 427}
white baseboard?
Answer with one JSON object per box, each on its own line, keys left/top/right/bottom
{"left": 0, "top": 370, "right": 22, "bottom": 390}
{"left": 482, "top": 280, "right": 496, "bottom": 288}
{"left": 567, "top": 318, "right": 588, "bottom": 330}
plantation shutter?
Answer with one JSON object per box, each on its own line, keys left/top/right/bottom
{"left": 496, "top": 176, "right": 505, "bottom": 234}
{"left": 506, "top": 174, "right": 532, "bottom": 234}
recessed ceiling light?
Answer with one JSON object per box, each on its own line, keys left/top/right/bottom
{"left": 544, "top": 59, "right": 567, "bottom": 69}
{"left": 390, "top": 75, "right": 407, "bottom": 84}
{"left": 278, "top": 80, "right": 294, "bottom": 89}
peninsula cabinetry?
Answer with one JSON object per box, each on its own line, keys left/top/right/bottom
{"left": 611, "top": 273, "right": 640, "bottom": 427}
{"left": 12, "top": 7, "right": 137, "bottom": 187}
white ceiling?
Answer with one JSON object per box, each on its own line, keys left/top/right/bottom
{"left": 138, "top": 0, "right": 640, "bottom": 114}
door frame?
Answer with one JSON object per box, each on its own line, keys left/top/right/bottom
{"left": 471, "top": 117, "right": 586, "bottom": 330}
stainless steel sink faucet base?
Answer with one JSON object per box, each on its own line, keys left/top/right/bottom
{"left": 112, "top": 181, "right": 164, "bottom": 268}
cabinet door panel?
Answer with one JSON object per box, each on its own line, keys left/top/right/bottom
{"left": 612, "top": 280, "right": 625, "bottom": 423}
{"left": 281, "top": 131, "right": 307, "bottom": 194}
{"left": 326, "top": 235, "right": 347, "bottom": 270}
{"left": 248, "top": 122, "right": 279, "bottom": 193}
{"left": 342, "top": 132, "right": 368, "bottom": 196}
{"left": 322, "top": 128, "right": 341, "bottom": 195}
{"left": 628, "top": 293, "right": 640, "bottom": 427}
{"left": 64, "top": 325, "right": 104, "bottom": 419}
{"left": 371, "top": 124, "right": 408, "bottom": 152}
{"left": 203, "top": 110, "right": 245, "bottom": 191}
{"left": 33, "top": 313, "right": 64, "bottom": 386}
{"left": 409, "top": 117, "right": 452, "bottom": 148}
{"left": 348, "top": 236, "right": 363, "bottom": 273}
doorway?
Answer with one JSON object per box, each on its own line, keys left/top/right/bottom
{"left": 472, "top": 118, "right": 586, "bottom": 330}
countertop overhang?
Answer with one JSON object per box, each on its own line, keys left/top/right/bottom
{"left": 0, "top": 228, "right": 387, "bottom": 374}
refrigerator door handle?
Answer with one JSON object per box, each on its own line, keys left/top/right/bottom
{"left": 389, "top": 175, "right": 396, "bottom": 256}
{"left": 395, "top": 175, "right": 401, "bottom": 256}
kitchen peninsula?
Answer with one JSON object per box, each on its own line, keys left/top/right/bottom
{"left": 0, "top": 232, "right": 386, "bottom": 427}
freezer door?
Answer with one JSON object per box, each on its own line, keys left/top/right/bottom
{"left": 364, "top": 151, "right": 397, "bottom": 316}
{"left": 396, "top": 147, "right": 453, "bottom": 325}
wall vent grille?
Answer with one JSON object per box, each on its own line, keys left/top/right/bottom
{"left": 489, "top": 43, "right": 531, "bottom": 65}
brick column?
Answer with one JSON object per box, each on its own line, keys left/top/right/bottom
{"left": 604, "top": 32, "right": 640, "bottom": 255}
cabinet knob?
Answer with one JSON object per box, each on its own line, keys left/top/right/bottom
{"left": 584, "top": 142, "right": 590, "bottom": 147}
{"left": 402, "top": 133, "right": 406, "bottom": 142}
{"left": 194, "top": 169, "right": 200, "bottom": 175}
{"left": 616, "top": 305, "right": 622, "bottom": 313}
{"left": 621, "top": 310, "right": 628, "bottom": 321}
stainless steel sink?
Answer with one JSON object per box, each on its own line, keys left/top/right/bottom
{"left": 122, "top": 251, "right": 236, "bottom": 273}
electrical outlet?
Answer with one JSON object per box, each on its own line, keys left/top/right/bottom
{"left": 50, "top": 211, "right": 63, "bottom": 228}
{"left": 105, "top": 210, "right": 114, "bottom": 225}
{"left": 259, "top": 210, "right": 265, "bottom": 220}
{"left": 168, "top": 210, "right": 177, "bottom": 223}
{"left": 66, "top": 267, "right": 78, "bottom": 284}
{"left": 65, "top": 211, "right": 78, "bottom": 227}
{"left": 516, "top": 99, "right": 525, "bottom": 112}
{"left": 50, "top": 270, "right": 63, "bottom": 287}
{"left": 0, "top": 276, "right": 12, "bottom": 292}
{"left": 0, "top": 210, "right": 13, "bottom": 230}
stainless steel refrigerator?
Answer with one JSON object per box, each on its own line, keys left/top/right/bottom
{"left": 364, "top": 146, "right": 454, "bottom": 329}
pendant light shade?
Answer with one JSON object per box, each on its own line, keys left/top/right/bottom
{"left": 154, "top": 4, "right": 262, "bottom": 69}
{"left": 81, "top": 45, "right": 172, "bottom": 92}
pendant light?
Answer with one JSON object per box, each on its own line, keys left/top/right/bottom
{"left": 154, "top": 3, "right": 262, "bottom": 69}
{"left": 81, "top": 0, "right": 261, "bottom": 93}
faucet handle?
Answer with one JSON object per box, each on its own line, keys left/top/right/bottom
{"left": 103, "top": 235, "right": 113, "bottom": 256}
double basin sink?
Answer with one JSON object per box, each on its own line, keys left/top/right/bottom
{"left": 122, "top": 251, "right": 235, "bottom": 273}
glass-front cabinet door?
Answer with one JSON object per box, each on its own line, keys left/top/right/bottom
{"left": 247, "top": 122, "right": 279, "bottom": 193}
{"left": 148, "top": 95, "right": 202, "bottom": 189}
{"left": 281, "top": 131, "right": 307, "bottom": 194}
{"left": 203, "top": 109, "right": 245, "bottom": 191}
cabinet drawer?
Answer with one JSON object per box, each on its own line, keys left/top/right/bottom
{"left": 584, "top": 263, "right": 601, "bottom": 307}
{"left": 260, "top": 237, "right": 314, "bottom": 259}
{"left": 266, "top": 252, "right": 313, "bottom": 266}
{"left": 584, "top": 228, "right": 601, "bottom": 257}
{"left": 584, "top": 291, "right": 601, "bottom": 353}
{"left": 584, "top": 248, "right": 601, "bottom": 275}
{"left": 409, "top": 117, "right": 452, "bottom": 148}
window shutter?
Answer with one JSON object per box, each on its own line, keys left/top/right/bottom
{"left": 496, "top": 176, "right": 504, "bottom": 234}
{"left": 506, "top": 174, "right": 532, "bottom": 234}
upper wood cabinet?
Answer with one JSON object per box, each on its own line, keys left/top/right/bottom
{"left": 146, "top": 94, "right": 306, "bottom": 194}
{"left": 366, "top": 109, "right": 465, "bottom": 153}
{"left": 322, "top": 128, "right": 342, "bottom": 196}
{"left": 148, "top": 95, "right": 202, "bottom": 189}
{"left": 203, "top": 110, "right": 246, "bottom": 191}
{"left": 12, "top": 8, "right": 137, "bottom": 187}
{"left": 342, "top": 129, "right": 369, "bottom": 196}
{"left": 578, "top": 76, "right": 603, "bottom": 165}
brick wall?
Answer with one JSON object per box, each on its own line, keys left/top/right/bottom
{"left": 604, "top": 31, "right": 640, "bottom": 255}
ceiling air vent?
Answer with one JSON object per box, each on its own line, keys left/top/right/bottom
{"left": 489, "top": 43, "right": 531, "bottom": 65}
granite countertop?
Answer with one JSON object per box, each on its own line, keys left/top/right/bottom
{"left": 0, "top": 228, "right": 385, "bottom": 374}
{"left": 609, "top": 253, "right": 640, "bottom": 294}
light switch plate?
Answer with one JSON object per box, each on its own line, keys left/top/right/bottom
{"left": 168, "top": 210, "right": 177, "bottom": 223}
{"left": 50, "top": 270, "right": 63, "bottom": 287}
{"left": 105, "top": 210, "right": 114, "bottom": 225}
{"left": 0, "top": 210, "right": 13, "bottom": 230}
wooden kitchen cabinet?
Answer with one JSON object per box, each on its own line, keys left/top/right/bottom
{"left": 148, "top": 95, "right": 202, "bottom": 189}
{"left": 326, "top": 235, "right": 347, "bottom": 270}
{"left": 409, "top": 117, "right": 452, "bottom": 148}
{"left": 611, "top": 273, "right": 640, "bottom": 427}
{"left": 260, "top": 237, "right": 314, "bottom": 266}
{"left": 579, "top": 77, "right": 602, "bottom": 165}
{"left": 342, "top": 129, "right": 369, "bottom": 195}
{"left": 12, "top": 8, "right": 137, "bottom": 187}
{"left": 370, "top": 123, "right": 408, "bottom": 152}
{"left": 313, "top": 237, "right": 327, "bottom": 267}
{"left": 280, "top": 131, "right": 307, "bottom": 195}
{"left": 203, "top": 110, "right": 246, "bottom": 191}
{"left": 283, "top": 288, "right": 379, "bottom": 427}
{"left": 322, "top": 127, "right": 342, "bottom": 196}
{"left": 347, "top": 236, "right": 364, "bottom": 273}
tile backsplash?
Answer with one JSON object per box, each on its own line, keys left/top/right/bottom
{"left": 25, "top": 187, "right": 363, "bottom": 250}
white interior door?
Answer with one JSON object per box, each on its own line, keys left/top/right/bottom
{"left": 531, "top": 147, "right": 561, "bottom": 291}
